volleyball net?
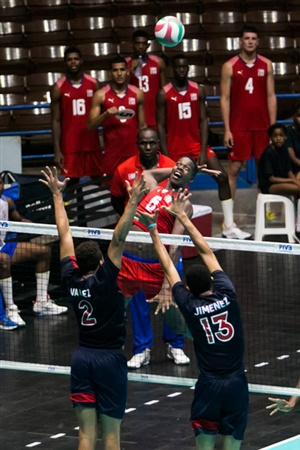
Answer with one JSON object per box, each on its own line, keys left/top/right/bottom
{"left": 0, "top": 220, "right": 299, "bottom": 398}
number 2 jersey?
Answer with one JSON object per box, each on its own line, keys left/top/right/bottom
{"left": 56, "top": 73, "right": 101, "bottom": 154}
{"left": 172, "top": 270, "right": 245, "bottom": 376}
{"left": 61, "top": 255, "right": 126, "bottom": 349}
{"left": 229, "top": 54, "right": 270, "bottom": 131}
{"left": 163, "top": 80, "right": 201, "bottom": 161}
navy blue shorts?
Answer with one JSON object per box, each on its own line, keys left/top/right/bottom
{"left": 70, "top": 346, "right": 128, "bottom": 419}
{"left": 191, "top": 373, "right": 248, "bottom": 440}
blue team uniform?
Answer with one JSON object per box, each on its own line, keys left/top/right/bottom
{"left": 172, "top": 270, "right": 248, "bottom": 440}
{"left": 61, "top": 255, "right": 128, "bottom": 419}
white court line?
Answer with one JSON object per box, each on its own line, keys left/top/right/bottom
{"left": 167, "top": 392, "right": 182, "bottom": 398}
{"left": 144, "top": 400, "right": 159, "bottom": 405}
{"left": 26, "top": 443, "right": 41, "bottom": 448}
{"left": 125, "top": 408, "right": 136, "bottom": 413}
{"left": 50, "top": 433, "right": 66, "bottom": 439}
{"left": 276, "top": 355, "right": 290, "bottom": 360}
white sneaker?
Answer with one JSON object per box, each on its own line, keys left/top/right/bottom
{"left": 222, "top": 223, "right": 252, "bottom": 240}
{"left": 167, "top": 345, "right": 190, "bottom": 365}
{"left": 127, "top": 349, "right": 151, "bottom": 369}
{"left": 6, "top": 304, "right": 26, "bottom": 327}
{"left": 33, "top": 297, "right": 68, "bottom": 316}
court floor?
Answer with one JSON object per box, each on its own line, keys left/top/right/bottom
{"left": 0, "top": 368, "right": 299, "bottom": 449}
{"left": 0, "top": 186, "right": 299, "bottom": 449}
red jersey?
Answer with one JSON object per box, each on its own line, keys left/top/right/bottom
{"left": 164, "top": 81, "right": 201, "bottom": 161}
{"left": 56, "top": 74, "right": 100, "bottom": 154}
{"left": 101, "top": 84, "right": 139, "bottom": 177}
{"left": 133, "top": 187, "right": 176, "bottom": 233}
{"left": 110, "top": 152, "right": 175, "bottom": 198}
{"left": 126, "top": 55, "right": 161, "bottom": 129}
{"left": 229, "top": 54, "right": 270, "bottom": 131}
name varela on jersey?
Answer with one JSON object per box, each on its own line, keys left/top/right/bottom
{"left": 70, "top": 287, "right": 91, "bottom": 298}
{"left": 194, "top": 296, "right": 230, "bottom": 316}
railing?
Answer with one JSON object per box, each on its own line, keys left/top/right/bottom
{"left": 0, "top": 93, "right": 299, "bottom": 181}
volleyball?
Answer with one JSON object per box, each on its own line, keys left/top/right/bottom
{"left": 154, "top": 16, "right": 185, "bottom": 47}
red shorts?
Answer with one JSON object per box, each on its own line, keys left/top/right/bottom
{"left": 228, "top": 130, "right": 269, "bottom": 161}
{"left": 117, "top": 253, "right": 164, "bottom": 299}
{"left": 207, "top": 146, "right": 216, "bottom": 159}
{"left": 62, "top": 151, "right": 103, "bottom": 178}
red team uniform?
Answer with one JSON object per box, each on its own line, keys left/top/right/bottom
{"left": 56, "top": 73, "right": 102, "bottom": 177}
{"left": 126, "top": 55, "right": 161, "bottom": 129}
{"left": 110, "top": 152, "right": 175, "bottom": 200}
{"left": 101, "top": 84, "right": 140, "bottom": 177}
{"left": 163, "top": 81, "right": 216, "bottom": 161}
{"left": 117, "top": 187, "right": 178, "bottom": 300}
{"left": 228, "top": 54, "right": 270, "bottom": 160}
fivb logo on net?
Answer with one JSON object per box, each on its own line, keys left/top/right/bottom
{"left": 87, "top": 228, "right": 101, "bottom": 236}
{"left": 0, "top": 221, "right": 8, "bottom": 228}
{"left": 278, "top": 243, "right": 293, "bottom": 252}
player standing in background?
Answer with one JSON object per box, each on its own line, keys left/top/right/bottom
{"left": 138, "top": 189, "right": 248, "bottom": 450}
{"left": 157, "top": 54, "right": 250, "bottom": 239}
{"left": 40, "top": 166, "right": 148, "bottom": 450}
{"left": 88, "top": 56, "right": 146, "bottom": 180}
{"left": 126, "top": 29, "right": 166, "bottom": 130}
{"left": 110, "top": 127, "right": 190, "bottom": 369}
{"left": 220, "top": 25, "right": 277, "bottom": 200}
{"left": 51, "top": 46, "right": 102, "bottom": 183}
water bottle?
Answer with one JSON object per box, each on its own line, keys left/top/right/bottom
{"left": 134, "top": 55, "right": 143, "bottom": 78}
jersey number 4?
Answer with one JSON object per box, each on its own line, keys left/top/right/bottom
{"left": 245, "top": 77, "right": 254, "bottom": 94}
{"left": 200, "top": 311, "right": 234, "bottom": 344}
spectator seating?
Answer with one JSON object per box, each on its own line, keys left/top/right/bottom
{"left": 0, "top": 47, "right": 29, "bottom": 75}
{"left": 69, "top": 16, "right": 115, "bottom": 45}
{"left": 113, "top": 14, "right": 156, "bottom": 41}
{"left": 0, "top": 74, "right": 26, "bottom": 95}
{"left": 244, "top": 10, "right": 292, "bottom": 37}
{"left": 200, "top": 11, "right": 244, "bottom": 38}
{"left": 23, "top": 19, "right": 71, "bottom": 47}
{"left": 25, "top": 0, "right": 71, "bottom": 19}
{"left": 163, "top": 38, "right": 207, "bottom": 66}
{"left": 29, "top": 45, "right": 66, "bottom": 73}
{"left": 0, "top": 21, "right": 25, "bottom": 47}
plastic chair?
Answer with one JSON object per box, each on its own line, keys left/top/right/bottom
{"left": 254, "top": 193, "right": 296, "bottom": 243}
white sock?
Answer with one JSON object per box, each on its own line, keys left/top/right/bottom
{"left": 221, "top": 198, "right": 234, "bottom": 229}
{"left": 297, "top": 199, "right": 300, "bottom": 232}
{"left": 36, "top": 271, "right": 50, "bottom": 302}
{"left": 0, "top": 277, "right": 14, "bottom": 308}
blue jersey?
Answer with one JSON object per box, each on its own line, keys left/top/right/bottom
{"left": 61, "top": 255, "right": 126, "bottom": 349}
{"left": 172, "top": 270, "right": 244, "bottom": 376}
